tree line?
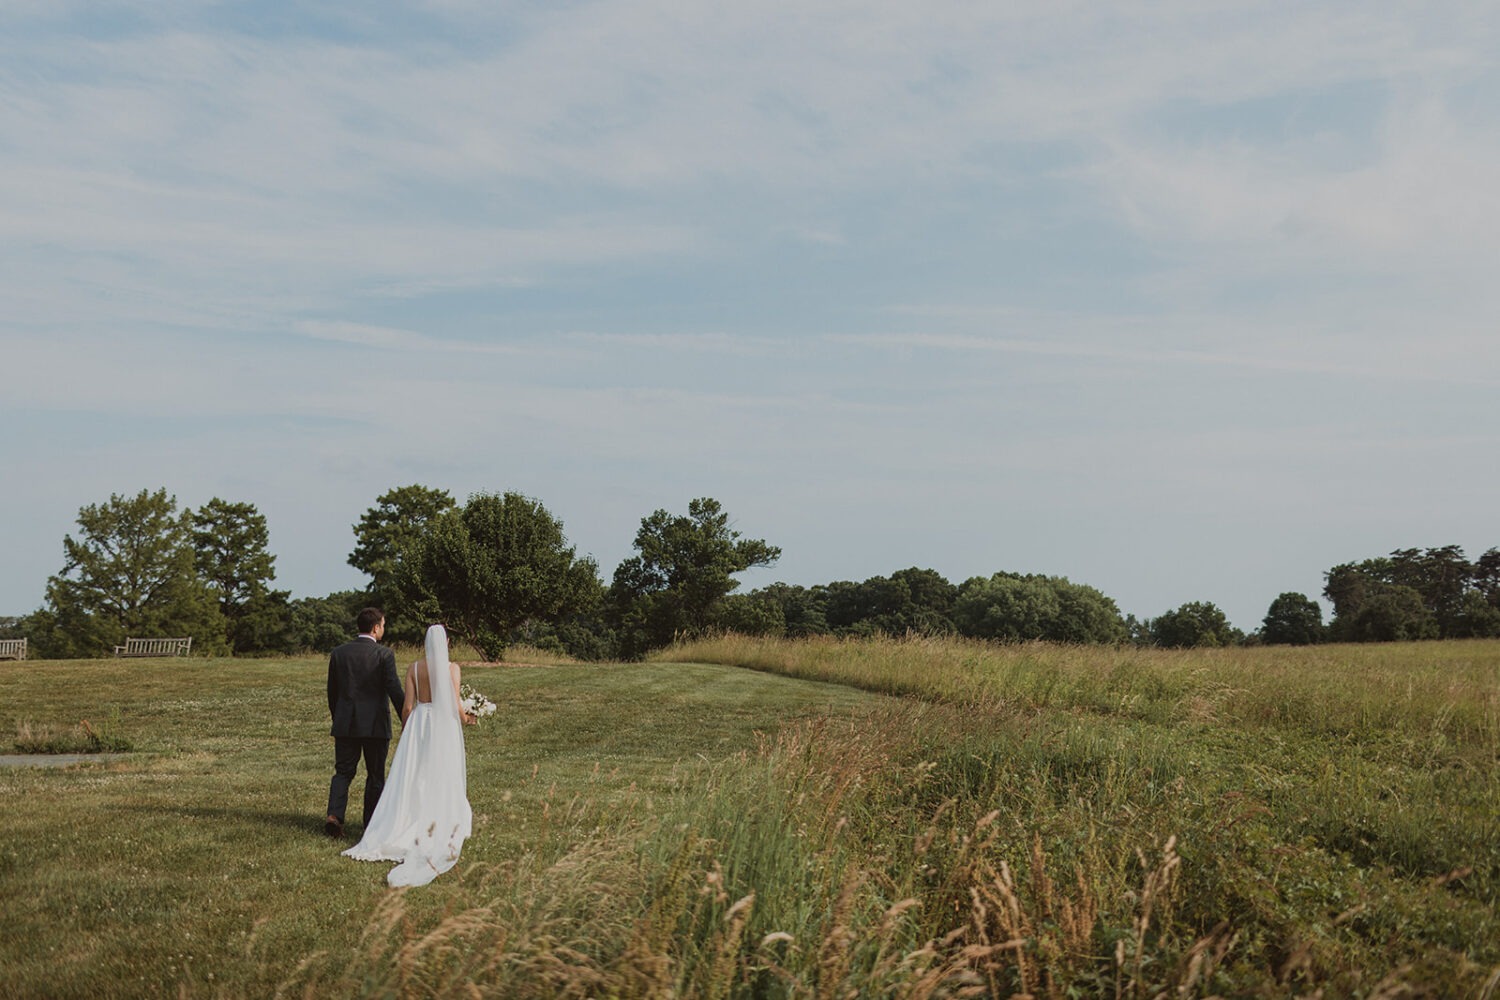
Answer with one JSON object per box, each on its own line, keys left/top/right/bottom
{"left": 3, "top": 486, "right": 1497, "bottom": 659}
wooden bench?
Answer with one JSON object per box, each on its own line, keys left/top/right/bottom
{"left": 114, "top": 637, "right": 193, "bottom": 657}
{"left": 0, "top": 638, "right": 25, "bottom": 660}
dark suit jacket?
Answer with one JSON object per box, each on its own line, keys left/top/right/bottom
{"left": 328, "top": 636, "right": 404, "bottom": 738}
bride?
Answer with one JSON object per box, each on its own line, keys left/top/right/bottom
{"left": 343, "top": 623, "right": 474, "bottom": 887}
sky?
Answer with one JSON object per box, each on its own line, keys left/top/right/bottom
{"left": 3, "top": 1, "right": 1498, "bottom": 631}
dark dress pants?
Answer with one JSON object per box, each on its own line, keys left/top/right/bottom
{"left": 327, "top": 737, "right": 390, "bottom": 827}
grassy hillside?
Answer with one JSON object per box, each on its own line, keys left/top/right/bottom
{"left": 2, "top": 639, "right": 1496, "bottom": 997}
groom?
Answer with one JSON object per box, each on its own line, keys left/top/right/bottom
{"left": 325, "top": 608, "right": 405, "bottom": 838}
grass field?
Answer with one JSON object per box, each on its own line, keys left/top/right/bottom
{"left": 2, "top": 638, "right": 1497, "bottom": 997}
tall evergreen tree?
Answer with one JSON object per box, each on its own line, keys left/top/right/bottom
{"left": 389, "top": 491, "right": 601, "bottom": 661}
{"left": 192, "top": 498, "right": 291, "bottom": 653}
{"left": 609, "top": 498, "right": 779, "bottom": 658}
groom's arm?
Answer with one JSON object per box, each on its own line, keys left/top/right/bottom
{"left": 382, "top": 648, "right": 404, "bottom": 719}
{"left": 327, "top": 653, "right": 338, "bottom": 718}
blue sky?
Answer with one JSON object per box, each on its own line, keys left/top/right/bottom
{"left": 3, "top": 1, "right": 1498, "bottom": 630}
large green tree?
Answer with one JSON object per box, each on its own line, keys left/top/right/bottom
{"left": 712, "top": 591, "right": 788, "bottom": 637}
{"left": 1260, "top": 592, "right": 1323, "bottom": 645}
{"left": 1322, "top": 548, "right": 1492, "bottom": 641}
{"left": 823, "top": 576, "right": 911, "bottom": 635}
{"left": 1449, "top": 591, "right": 1500, "bottom": 639}
{"left": 1388, "top": 546, "right": 1471, "bottom": 635}
{"left": 1472, "top": 548, "right": 1500, "bottom": 606}
{"left": 1457, "top": 548, "right": 1500, "bottom": 638}
{"left": 349, "top": 485, "right": 457, "bottom": 604}
{"left": 952, "top": 572, "right": 1126, "bottom": 644}
{"left": 744, "top": 582, "right": 829, "bottom": 637}
{"left": 609, "top": 498, "right": 780, "bottom": 658}
{"left": 389, "top": 491, "right": 601, "bottom": 661}
{"left": 192, "top": 498, "right": 292, "bottom": 653}
{"left": 1344, "top": 586, "right": 1439, "bottom": 642}
{"left": 1148, "top": 601, "right": 1238, "bottom": 648}
{"left": 822, "top": 568, "right": 958, "bottom": 637}
{"left": 39, "top": 489, "right": 227, "bottom": 657}
{"left": 890, "top": 567, "right": 960, "bottom": 632}
{"left": 285, "top": 590, "right": 370, "bottom": 654}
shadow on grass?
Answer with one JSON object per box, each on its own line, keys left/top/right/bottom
{"left": 111, "top": 802, "right": 348, "bottom": 839}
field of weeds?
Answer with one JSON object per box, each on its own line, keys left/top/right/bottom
{"left": 2, "top": 639, "right": 1496, "bottom": 997}
{"left": 642, "top": 635, "right": 1500, "bottom": 996}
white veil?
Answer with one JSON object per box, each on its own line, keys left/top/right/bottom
{"left": 425, "top": 624, "right": 461, "bottom": 729}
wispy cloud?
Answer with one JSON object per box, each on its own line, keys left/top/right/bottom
{"left": 5, "top": 2, "right": 1496, "bottom": 327}
{"left": 3, "top": 1, "right": 1499, "bottom": 628}
{"left": 559, "top": 332, "right": 791, "bottom": 356}
{"left": 826, "top": 329, "right": 1500, "bottom": 387}
{"left": 295, "top": 321, "right": 535, "bottom": 354}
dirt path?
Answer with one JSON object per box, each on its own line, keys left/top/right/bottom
{"left": 0, "top": 753, "right": 109, "bottom": 767}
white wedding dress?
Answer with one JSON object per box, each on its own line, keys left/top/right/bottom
{"left": 343, "top": 624, "right": 472, "bottom": 887}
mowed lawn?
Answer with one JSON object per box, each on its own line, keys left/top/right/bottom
{"left": 0, "top": 655, "right": 878, "bottom": 999}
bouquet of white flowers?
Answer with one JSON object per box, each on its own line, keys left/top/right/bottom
{"left": 459, "top": 683, "right": 496, "bottom": 720}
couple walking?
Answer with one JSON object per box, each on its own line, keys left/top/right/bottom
{"left": 325, "top": 608, "right": 475, "bottom": 887}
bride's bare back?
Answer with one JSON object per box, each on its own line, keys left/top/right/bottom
{"left": 411, "top": 658, "right": 434, "bottom": 703}
{"left": 403, "top": 657, "right": 468, "bottom": 723}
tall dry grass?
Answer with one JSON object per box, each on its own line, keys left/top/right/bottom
{"left": 13, "top": 716, "right": 133, "bottom": 753}
{"left": 659, "top": 635, "right": 1500, "bottom": 912}
{"left": 384, "top": 639, "right": 581, "bottom": 666}
{"left": 274, "top": 708, "right": 1252, "bottom": 998}
{"left": 275, "top": 693, "right": 1498, "bottom": 998}
{"left": 656, "top": 633, "right": 1500, "bottom": 752}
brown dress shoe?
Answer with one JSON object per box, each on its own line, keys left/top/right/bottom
{"left": 325, "top": 815, "right": 344, "bottom": 838}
